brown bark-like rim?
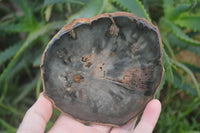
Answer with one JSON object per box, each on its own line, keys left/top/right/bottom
{"left": 40, "top": 11, "right": 164, "bottom": 127}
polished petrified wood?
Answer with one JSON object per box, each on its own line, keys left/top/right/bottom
{"left": 41, "top": 12, "right": 164, "bottom": 126}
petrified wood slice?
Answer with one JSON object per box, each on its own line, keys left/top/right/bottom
{"left": 41, "top": 12, "right": 164, "bottom": 126}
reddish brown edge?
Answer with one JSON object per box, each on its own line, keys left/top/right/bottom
{"left": 40, "top": 11, "right": 165, "bottom": 127}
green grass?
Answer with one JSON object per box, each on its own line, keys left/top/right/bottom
{"left": 0, "top": 0, "right": 200, "bottom": 132}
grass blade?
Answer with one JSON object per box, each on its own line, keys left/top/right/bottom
{"left": 169, "top": 58, "right": 200, "bottom": 97}
{"left": 163, "top": 0, "right": 174, "bottom": 17}
{"left": 12, "top": 0, "right": 32, "bottom": 20}
{"left": 0, "top": 102, "right": 24, "bottom": 116}
{"left": 14, "top": 73, "right": 40, "bottom": 104}
{"left": 0, "top": 22, "right": 32, "bottom": 34}
{"left": 66, "top": 0, "right": 106, "bottom": 23}
{"left": 169, "top": 4, "right": 191, "bottom": 20}
{"left": 168, "top": 34, "right": 200, "bottom": 56}
{"left": 0, "top": 119, "right": 17, "bottom": 132}
{"left": 178, "top": 98, "right": 200, "bottom": 120}
{"left": 0, "top": 42, "right": 22, "bottom": 66}
{"left": 161, "top": 32, "right": 176, "bottom": 60}
{"left": 183, "top": 63, "right": 200, "bottom": 73}
{"left": 45, "top": 5, "right": 53, "bottom": 22}
{"left": 0, "top": 21, "right": 65, "bottom": 85}
{"left": 156, "top": 73, "right": 166, "bottom": 99}
{"left": 33, "top": 54, "right": 42, "bottom": 67}
{"left": 166, "top": 71, "right": 198, "bottom": 96}
{"left": 163, "top": 48, "right": 174, "bottom": 83}
{"left": 13, "top": 21, "right": 65, "bottom": 60}
{"left": 36, "top": 77, "right": 42, "bottom": 98}
{"left": 175, "top": 15, "right": 200, "bottom": 31}
{"left": 111, "top": 0, "right": 150, "bottom": 21}
{"left": 43, "top": 0, "right": 86, "bottom": 6}
{"left": 162, "top": 18, "right": 200, "bottom": 46}
{"left": 182, "top": 131, "right": 200, "bottom": 133}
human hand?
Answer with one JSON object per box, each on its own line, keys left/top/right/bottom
{"left": 17, "top": 93, "right": 161, "bottom": 133}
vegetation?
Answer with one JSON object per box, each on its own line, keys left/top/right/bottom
{"left": 0, "top": 0, "right": 200, "bottom": 132}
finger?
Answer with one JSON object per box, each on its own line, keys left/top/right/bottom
{"left": 110, "top": 128, "right": 131, "bottom": 133}
{"left": 133, "top": 99, "right": 161, "bottom": 133}
{"left": 48, "top": 113, "right": 102, "bottom": 133}
{"left": 17, "top": 93, "right": 53, "bottom": 133}
{"left": 89, "top": 123, "right": 111, "bottom": 132}
{"left": 121, "top": 117, "right": 138, "bottom": 130}
{"left": 110, "top": 118, "right": 137, "bottom": 133}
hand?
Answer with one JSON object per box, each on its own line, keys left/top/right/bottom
{"left": 17, "top": 93, "right": 161, "bottom": 133}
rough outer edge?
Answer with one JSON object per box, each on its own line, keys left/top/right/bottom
{"left": 40, "top": 11, "right": 165, "bottom": 127}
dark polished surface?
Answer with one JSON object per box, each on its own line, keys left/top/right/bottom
{"left": 41, "top": 13, "right": 163, "bottom": 126}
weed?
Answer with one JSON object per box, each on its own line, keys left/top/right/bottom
{"left": 0, "top": 0, "right": 200, "bottom": 132}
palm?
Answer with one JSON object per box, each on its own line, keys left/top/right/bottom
{"left": 48, "top": 113, "right": 136, "bottom": 133}
{"left": 17, "top": 93, "right": 161, "bottom": 133}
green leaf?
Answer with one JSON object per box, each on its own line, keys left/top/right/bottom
{"left": 12, "top": 0, "right": 33, "bottom": 20}
{"left": 0, "top": 119, "right": 17, "bottom": 132}
{"left": 45, "top": 5, "right": 53, "bottom": 22}
{"left": 166, "top": 71, "right": 198, "bottom": 96}
{"left": 182, "top": 131, "right": 200, "bottom": 133}
{"left": 14, "top": 73, "right": 39, "bottom": 104}
{"left": 162, "top": 18, "right": 200, "bottom": 46}
{"left": 103, "top": 1, "right": 119, "bottom": 13}
{"left": 170, "top": 58, "right": 200, "bottom": 97}
{"left": 184, "top": 63, "right": 200, "bottom": 73}
{"left": 0, "top": 130, "right": 16, "bottom": 133}
{"left": 0, "top": 22, "right": 32, "bottom": 34}
{"left": 111, "top": 0, "right": 150, "bottom": 21}
{"left": 0, "top": 21, "right": 65, "bottom": 85}
{"left": 163, "top": 48, "right": 174, "bottom": 83}
{"left": 169, "top": 4, "right": 191, "bottom": 20}
{"left": 0, "top": 101, "right": 24, "bottom": 117}
{"left": 33, "top": 54, "right": 42, "bottom": 67}
{"left": 36, "top": 77, "right": 42, "bottom": 98}
{"left": 66, "top": 0, "right": 106, "bottom": 23}
{"left": 8, "top": 0, "right": 39, "bottom": 31}
{"left": 178, "top": 98, "right": 200, "bottom": 120}
{"left": 163, "top": 0, "right": 174, "bottom": 17}
{"left": 161, "top": 32, "right": 176, "bottom": 60}
{"left": 156, "top": 73, "right": 166, "bottom": 99}
{"left": 163, "top": 0, "right": 195, "bottom": 20}
{"left": 43, "top": 0, "right": 86, "bottom": 6}
{"left": 0, "top": 42, "right": 22, "bottom": 65}
{"left": 13, "top": 21, "right": 65, "bottom": 60}
{"left": 175, "top": 15, "right": 200, "bottom": 31}
{"left": 1, "top": 58, "right": 26, "bottom": 85}
{"left": 168, "top": 34, "right": 200, "bottom": 56}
